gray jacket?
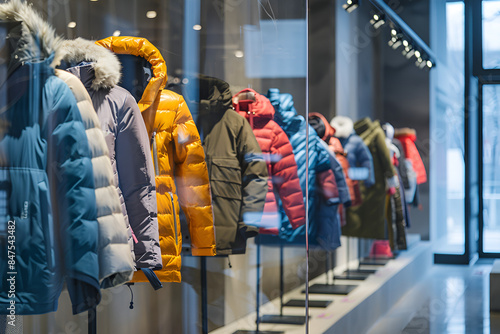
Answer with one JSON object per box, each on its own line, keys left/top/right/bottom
{"left": 55, "top": 69, "right": 135, "bottom": 288}
{"left": 56, "top": 39, "right": 162, "bottom": 270}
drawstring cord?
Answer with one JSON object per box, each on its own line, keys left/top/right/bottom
{"left": 228, "top": 256, "right": 232, "bottom": 269}
{"left": 126, "top": 283, "right": 134, "bottom": 309}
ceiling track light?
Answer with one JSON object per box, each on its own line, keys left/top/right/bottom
{"left": 343, "top": 0, "right": 359, "bottom": 13}
{"left": 388, "top": 35, "right": 403, "bottom": 50}
{"left": 370, "top": 12, "right": 385, "bottom": 29}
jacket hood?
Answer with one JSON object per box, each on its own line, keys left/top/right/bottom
{"left": 54, "top": 38, "right": 122, "bottom": 90}
{"left": 330, "top": 116, "right": 354, "bottom": 139}
{"left": 308, "top": 112, "right": 335, "bottom": 142}
{"left": 0, "top": 0, "right": 62, "bottom": 72}
{"left": 383, "top": 122, "right": 395, "bottom": 141}
{"left": 199, "top": 75, "right": 232, "bottom": 113}
{"left": 96, "top": 36, "right": 167, "bottom": 136}
{"left": 233, "top": 88, "right": 274, "bottom": 121}
{"left": 267, "top": 88, "right": 302, "bottom": 133}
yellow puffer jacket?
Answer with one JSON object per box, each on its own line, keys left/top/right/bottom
{"left": 96, "top": 36, "right": 216, "bottom": 283}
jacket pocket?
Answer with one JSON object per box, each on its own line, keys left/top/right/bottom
{"left": 168, "top": 192, "right": 178, "bottom": 246}
{"left": 210, "top": 158, "right": 242, "bottom": 200}
{"left": 38, "top": 180, "right": 55, "bottom": 271}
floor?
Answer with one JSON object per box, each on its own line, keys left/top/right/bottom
{"left": 367, "top": 261, "right": 500, "bottom": 334}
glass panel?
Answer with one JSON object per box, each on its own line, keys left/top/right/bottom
{"left": 482, "top": 0, "right": 500, "bottom": 69}
{"left": 0, "top": 0, "right": 310, "bottom": 333}
{"left": 431, "top": 1, "right": 465, "bottom": 254}
{"left": 482, "top": 85, "right": 500, "bottom": 253}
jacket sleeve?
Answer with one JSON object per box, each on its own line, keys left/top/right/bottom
{"left": 354, "top": 136, "right": 376, "bottom": 187}
{"left": 115, "top": 94, "right": 162, "bottom": 269}
{"left": 237, "top": 119, "right": 269, "bottom": 232}
{"left": 321, "top": 140, "right": 351, "bottom": 206}
{"left": 317, "top": 170, "right": 340, "bottom": 204}
{"left": 56, "top": 70, "right": 134, "bottom": 288}
{"left": 271, "top": 125, "right": 306, "bottom": 229}
{"left": 314, "top": 137, "right": 340, "bottom": 203}
{"left": 172, "top": 95, "right": 216, "bottom": 256}
{"left": 46, "top": 79, "right": 100, "bottom": 314}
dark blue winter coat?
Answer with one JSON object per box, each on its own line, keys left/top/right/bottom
{"left": 0, "top": 1, "right": 100, "bottom": 315}
{"left": 339, "top": 134, "right": 376, "bottom": 187}
{"left": 257, "top": 89, "right": 341, "bottom": 249}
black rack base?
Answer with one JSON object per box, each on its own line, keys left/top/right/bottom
{"left": 283, "top": 299, "right": 332, "bottom": 308}
{"left": 304, "top": 283, "right": 357, "bottom": 295}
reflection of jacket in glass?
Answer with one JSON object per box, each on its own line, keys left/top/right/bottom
{"left": 97, "top": 36, "right": 216, "bottom": 283}
{"left": 196, "top": 76, "right": 268, "bottom": 255}
{"left": 261, "top": 89, "right": 341, "bottom": 250}
{"left": 0, "top": 2, "right": 100, "bottom": 315}
{"left": 233, "top": 88, "right": 306, "bottom": 233}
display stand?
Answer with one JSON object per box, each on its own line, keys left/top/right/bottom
{"left": 259, "top": 243, "right": 308, "bottom": 324}
{"left": 334, "top": 238, "right": 374, "bottom": 281}
{"left": 283, "top": 250, "right": 332, "bottom": 308}
{"left": 88, "top": 307, "right": 96, "bottom": 334}
{"left": 305, "top": 250, "right": 357, "bottom": 295}
{"left": 233, "top": 243, "right": 283, "bottom": 334}
{"left": 201, "top": 257, "right": 208, "bottom": 334}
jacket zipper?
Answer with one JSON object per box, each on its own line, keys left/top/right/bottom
{"left": 152, "top": 131, "right": 160, "bottom": 176}
{"left": 169, "top": 192, "right": 178, "bottom": 246}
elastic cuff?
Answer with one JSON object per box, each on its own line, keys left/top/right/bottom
{"left": 191, "top": 245, "right": 217, "bottom": 256}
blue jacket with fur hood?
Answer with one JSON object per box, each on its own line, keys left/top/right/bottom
{"left": 0, "top": 0, "right": 100, "bottom": 315}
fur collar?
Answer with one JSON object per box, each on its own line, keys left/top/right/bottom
{"left": 330, "top": 116, "right": 354, "bottom": 139}
{"left": 0, "top": 0, "right": 62, "bottom": 64}
{"left": 394, "top": 127, "right": 416, "bottom": 137}
{"left": 54, "top": 38, "right": 121, "bottom": 90}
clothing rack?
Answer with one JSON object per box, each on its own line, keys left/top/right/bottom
{"left": 233, "top": 243, "right": 283, "bottom": 334}
{"left": 88, "top": 307, "right": 96, "bottom": 334}
{"left": 201, "top": 256, "right": 208, "bottom": 334}
{"left": 259, "top": 243, "right": 307, "bottom": 325}
{"left": 334, "top": 237, "right": 376, "bottom": 280}
{"left": 307, "top": 249, "right": 357, "bottom": 295}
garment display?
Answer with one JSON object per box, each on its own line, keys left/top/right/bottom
{"left": 55, "top": 38, "right": 163, "bottom": 273}
{"left": 232, "top": 88, "right": 306, "bottom": 233}
{"left": 343, "top": 118, "right": 395, "bottom": 240}
{"left": 55, "top": 69, "right": 135, "bottom": 288}
{"left": 330, "top": 116, "right": 375, "bottom": 187}
{"left": 96, "top": 36, "right": 216, "bottom": 283}
{"left": 257, "top": 89, "right": 340, "bottom": 249}
{"left": 0, "top": 1, "right": 100, "bottom": 314}
{"left": 308, "top": 112, "right": 358, "bottom": 226}
{"left": 394, "top": 128, "right": 427, "bottom": 185}
{"left": 309, "top": 113, "right": 351, "bottom": 208}
{"left": 196, "top": 75, "right": 268, "bottom": 255}
{"left": 0, "top": 0, "right": 438, "bottom": 331}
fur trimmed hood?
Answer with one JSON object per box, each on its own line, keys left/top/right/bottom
{"left": 54, "top": 38, "right": 122, "bottom": 90}
{"left": 331, "top": 116, "right": 354, "bottom": 139}
{"left": 0, "top": 0, "right": 62, "bottom": 66}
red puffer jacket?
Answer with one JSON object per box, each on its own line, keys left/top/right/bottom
{"left": 394, "top": 128, "right": 427, "bottom": 185}
{"left": 233, "top": 89, "right": 306, "bottom": 233}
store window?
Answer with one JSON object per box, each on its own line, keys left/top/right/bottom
{"left": 431, "top": 1, "right": 465, "bottom": 254}
{"left": 482, "top": 0, "right": 500, "bottom": 69}
{"left": 0, "top": 0, "right": 312, "bottom": 333}
{"left": 482, "top": 84, "right": 500, "bottom": 253}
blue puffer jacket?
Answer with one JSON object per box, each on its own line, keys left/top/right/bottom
{"left": 0, "top": 1, "right": 100, "bottom": 315}
{"left": 257, "top": 89, "right": 341, "bottom": 249}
